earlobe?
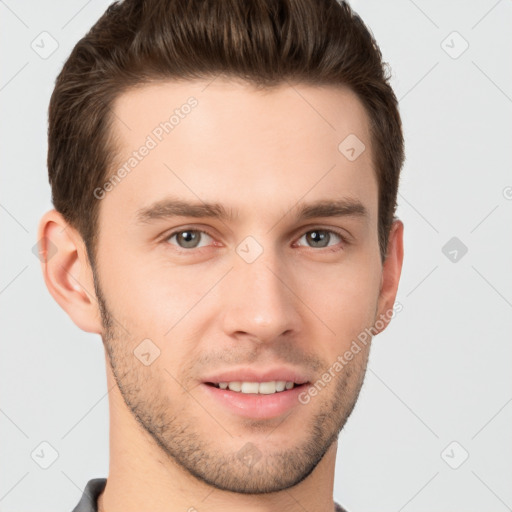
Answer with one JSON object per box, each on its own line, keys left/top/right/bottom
{"left": 37, "top": 210, "right": 103, "bottom": 334}
{"left": 374, "top": 219, "right": 404, "bottom": 335}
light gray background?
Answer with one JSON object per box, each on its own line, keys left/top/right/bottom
{"left": 1, "top": 1, "right": 511, "bottom": 511}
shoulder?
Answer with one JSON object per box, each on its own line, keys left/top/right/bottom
{"left": 70, "top": 478, "right": 107, "bottom": 512}
{"left": 334, "top": 501, "right": 349, "bottom": 512}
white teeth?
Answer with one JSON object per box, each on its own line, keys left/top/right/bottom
{"left": 258, "top": 381, "right": 277, "bottom": 394}
{"left": 241, "top": 382, "right": 260, "bottom": 393}
{"left": 215, "top": 381, "right": 298, "bottom": 394}
{"left": 228, "top": 381, "right": 242, "bottom": 392}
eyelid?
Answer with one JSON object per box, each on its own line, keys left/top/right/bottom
{"left": 163, "top": 226, "right": 217, "bottom": 249}
{"left": 293, "top": 224, "right": 352, "bottom": 243}
{"left": 292, "top": 227, "right": 349, "bottom": 250}
{"left": 162, "top": 224, "right": 350, "bottom": 252}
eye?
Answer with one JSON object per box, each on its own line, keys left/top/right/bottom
{"left": 163, "top": 227, "right": 347, "bottom": 253}
{"left": 295, "top": 229, "right": 346, "bottom": 250}
{"left": 165, "top": 229, "right": 214, "bottom": 250}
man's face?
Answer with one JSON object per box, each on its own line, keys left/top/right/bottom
{"left": 93, "top": 78, "right": 384, "bottom": 493}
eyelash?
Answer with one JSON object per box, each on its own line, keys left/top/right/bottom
{"left": 163, "top": 227, "right": 349, "bottom": 253}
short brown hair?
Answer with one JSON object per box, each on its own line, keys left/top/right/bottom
{"left": 48, "top": 0, "right": 404, "bottom": 264}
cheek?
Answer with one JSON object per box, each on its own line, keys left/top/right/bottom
{"left": 98, "top": 246, "right": 219, "bottom": 346}
{"left": 95, "top": 249, "right": 168, "bottom": 335}
{"left": 299, "top": 260, "right": 381, "bottom": 345}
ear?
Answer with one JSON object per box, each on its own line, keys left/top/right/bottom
{"left": 374, "top": 219, "right": 404, "bottom": 335}
{"left": 37, "top": 209, "right": 103, "bottom": 334}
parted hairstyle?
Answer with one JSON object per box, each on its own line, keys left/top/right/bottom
{"left": 47, "top": 0, "right": 404, "bottom": 265}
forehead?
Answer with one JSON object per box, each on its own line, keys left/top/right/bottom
{"left": 104, "top": 78, "right": 377, "bottom": 225}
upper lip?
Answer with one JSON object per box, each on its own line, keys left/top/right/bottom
{"left": 202, "top": 367, "right": 311, "bottom": 385}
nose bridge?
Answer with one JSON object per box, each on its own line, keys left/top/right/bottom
{"left": 221, "top": 239, "right": 300, "bottom": 341}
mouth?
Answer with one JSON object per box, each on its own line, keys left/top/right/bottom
{"left": 199, "top": 367, "right": 313, "bottom": 418}
{"left": 200, "top": 378, "right": 311, "bottom": 419}
{"left": 204, "top": 380, "right": 306, "bottom": 394}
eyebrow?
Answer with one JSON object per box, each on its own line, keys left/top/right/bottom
{"left": 135, "top": 197, "right": 368, "bottom": 224}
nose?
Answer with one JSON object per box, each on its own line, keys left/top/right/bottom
{"left": 220, "top": 245, "right": 302, "bottom": 344}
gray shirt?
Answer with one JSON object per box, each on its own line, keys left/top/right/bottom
{"left": 71, "top": 478, "right": 349, "bottom": 512}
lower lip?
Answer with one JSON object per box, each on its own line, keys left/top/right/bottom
{"left": 200, "top": 383, "right": 309, "bottom": 419}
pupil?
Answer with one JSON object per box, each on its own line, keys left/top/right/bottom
{"left": 308, "top": 230, "right": 328, "bottom": 248}
{"left": 178, "top": 231, "right": 199, "bottom": 248}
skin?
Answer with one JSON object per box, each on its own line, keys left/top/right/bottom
{"left": 39, "top": 78, "right": 403, "bottom": 512}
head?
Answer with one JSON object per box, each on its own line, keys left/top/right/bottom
{"left": 39, "top": 0, "right": 404, "bottom": 495}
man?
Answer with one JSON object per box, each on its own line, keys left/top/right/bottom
{"left": 38, "top": 0, "right": 404, "bottom": 510}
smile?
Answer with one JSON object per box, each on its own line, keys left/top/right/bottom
{"left": 207, "top": 380, "right": 299, "bottom": 394}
